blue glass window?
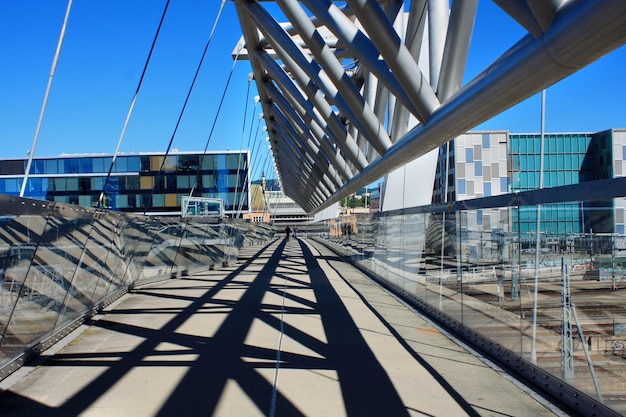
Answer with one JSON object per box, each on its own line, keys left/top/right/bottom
{"left": 5, "top": 178, "right": 20, "bottom": 193}
{"left": 45, "top": 159, "right": 59, "bottom": 174}
{"left": 474, "top": 161, "right": 482, "bottom": 177}
{"left": 482, "top": 134, "right": 490, "bottom": 149}
{"left": 64, "top": 158, "right": 80, "bottom": 174}
{"left": 500, "top": 177, "right": 507, "bottom": 193}
{"left": 457, "top": 179, "right": 466, "bottom": 194}
{"left": 80, "top": 158, "right": 93, "bottom": 173}
{"left": 484, "top": 182, "right": 491, "bottom": 197}
{"left": 127, "top": 156, "right": 140, "bottom": 172}
{"left": 519, "top": 155, "right": 527, "bottom": 170}
{"left": 29, "top": 160, "right": 45, "bottom": 174}
{"left": 465, "top": 148, "right": 473, "bottom": 163}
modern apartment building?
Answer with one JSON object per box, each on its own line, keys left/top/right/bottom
{"left": 0, "top": 150, "right": 250, "bottom": 216}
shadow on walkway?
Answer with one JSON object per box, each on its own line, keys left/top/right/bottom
{"left": 0, "top": 238, "right": 417, "bottom": 416}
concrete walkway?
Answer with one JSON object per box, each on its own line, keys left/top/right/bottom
{"left": 0, "top": 238, "right": 565, "bottom": 416}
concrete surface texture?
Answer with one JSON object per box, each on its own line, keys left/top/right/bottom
{"left": 0, "top": 238, "right": 565, "bottom": 416}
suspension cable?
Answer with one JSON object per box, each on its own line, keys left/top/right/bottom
{"left": 20, "top": 0, "right": 73, "bottom": 197}
{"left": 98, "top": 0, "right": 171, "bottom": 208}
{"left": 233, "top": 76, "right": 253, "bottom": 218}
{"left": 235, "top": 94, "right": 262, "bottom": 217}
{"left": 144, "top": 0, "right": 228, "bottom": 214}
{"left": 188, "top": 43, "right": 242, "bottom": 202}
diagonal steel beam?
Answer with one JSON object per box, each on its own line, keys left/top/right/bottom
{"left": 255, "top": 49, "right": 362, "bottom": 177}
{"left": 241, "top": 1, "right": 393, "bottom": 157}
{"left": 305, "top": 0, "right": 626, "bottom": 212}
{"left": 268, "top": 99, "right": 342, "bottom": 191}
{"left": 263, "top": 82, "right": 351, "bottom": 187}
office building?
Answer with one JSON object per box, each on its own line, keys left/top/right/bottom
{"left": 0, "top": 150, "right": 250, "bottom": 216}
{"left": 432, "top": 128, "right": 626, "bottom": 235}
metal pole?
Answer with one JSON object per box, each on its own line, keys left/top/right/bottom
{"left": 20, "top": 0, "right": 73, "bottom": 197}
{"left": 530, "top": 89, "right": 546, "bottom": 363}
{"left": 572, "top": 303, "right": 603, "bottom": 403}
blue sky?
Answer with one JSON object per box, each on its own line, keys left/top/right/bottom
{"left": 1, "top": 1, "right": 625, "bottom": 166}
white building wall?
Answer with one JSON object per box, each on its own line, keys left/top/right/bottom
{"left": 381, "top": 149, "right": 439, "bottom": 211}
{"left": 314, "top": 203, "right": 339, "bottom": 222}
{"left": 612, "top": 128, "right": 626, "bottom": 234}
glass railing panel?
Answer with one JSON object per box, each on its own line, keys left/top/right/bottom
{"left": 1, "top": 204, "right": 95, "bottom": 360}
{"left": 124, "top": 217, "right": 154, "bottom": 285}
{"left": 85, "top": 212, "right": 122, "bottom": 304}
{"left": 372, "top": 215, "right": 389, "bottom": 282}
{"left": 0, "top": 194, "right": 275, "bottom": 381}
{"left": 140, "top": 216, "right": 183, "bottom": 277}
{"left": 311, "top": 186, "right": 626, "bottom": 414}
{"left": 0, "top": 198, "right": 52, "bottom": 367}
{"left": 221, "top": 219, "right": 250, "bottom": 265}
{"left": 400, "top": 212, "right": 425, "bottom": 298}
{"left": 179, "top": 220, "right": 223, "bottom": 272}
{"left": 243, "top": 222, "right": 276, "bottom": 246}
{"left": 53, "top": 213, "right": 105, "bottom": 332}
{"left": 353, "top": 214, "right": 375, "bottom": 271}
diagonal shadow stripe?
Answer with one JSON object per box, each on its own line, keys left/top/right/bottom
{"left": 0, "top": 239, "right": 287, "bottom": 416}
{"left": 297, "top": 239, "right": 411, "bottom": 417}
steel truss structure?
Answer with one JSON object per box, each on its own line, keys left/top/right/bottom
{"left": 234, "top": 0, "right": 626, "bottom": 213}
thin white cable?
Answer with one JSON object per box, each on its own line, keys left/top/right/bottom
{"left": 98, "top": 0, "right": 171, "bottom": 207}
{"left": 20, "top": 0, "right": 73, "bottom": 197}
{"left": 269, "top": 258, "right": 289, "bottom": 417}
{"left": 234, "top": 79, "right": 253, "bottom": 217}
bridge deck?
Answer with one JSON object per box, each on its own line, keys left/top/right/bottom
{"left": 0, "top": 238, "right": 564, "bottom": 416}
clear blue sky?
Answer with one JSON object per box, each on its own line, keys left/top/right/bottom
{"left": 1, "top": 1, "right": 625, "bottom": 163}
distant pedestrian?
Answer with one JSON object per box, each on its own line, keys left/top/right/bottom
{"left": 293, "top": 226, "right": 298, "bottom": 239}
{"left": 285, "top": 226, "right": 292, "bottom": 240}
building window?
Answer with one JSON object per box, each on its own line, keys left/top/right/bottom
{"left": 67, "top": 178, "right": 79, "bottom": 191}
{"left": 140, "top": 176, "right": 154, "bottom": 190}
{"left": 474, "top": 161, "right": 482, "bottom": 177}
{"left": 114, "top": 157, "right": 128, "bottom": 172}
{"left": 473, "top": 145, "right": 482, "bottom": 159}
{"left": 79, "top": 158, "right": 93, "bottom": 173}
{"left": 178, "top": 155, "right": 200, "bottom": 172}
{"left": 482, "top": 134, "right": 490, "bottom": 149}
{"left": 500, "top": 177, "right": 508, "bottom": 193}
{"left": 45, "top": 159, "right": 59, "bottom": 174}
{"left": 457, "top": 179, "right": 466, "bottom": 195}
{"left": 64, "top": 158, "right": 80, "bottom": 174}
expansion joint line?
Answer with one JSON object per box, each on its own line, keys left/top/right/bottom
{"left": 269, "top": 248, "right": 289, "bottom": 417}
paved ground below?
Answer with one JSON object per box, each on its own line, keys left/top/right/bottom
{"left": 0, "top": 238, "right": 566, "bottom": 416}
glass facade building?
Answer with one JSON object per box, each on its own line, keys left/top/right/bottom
{"left": 433, "top": 128, "right": 626, "bottom": 235}
{"left": 0, "top": 151, "right": 250, "bottom": 215}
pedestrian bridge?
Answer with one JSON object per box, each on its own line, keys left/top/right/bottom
{"left": 1, "top": 191, "right": 626, "bottom": 416}
{"left": 3, "top": 1, "right": 626, "bottom": 415}
{"left": 0, "top": 235, "right": 564, "bottom": 417}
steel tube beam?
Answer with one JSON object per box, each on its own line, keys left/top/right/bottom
{"left": 437, "top": 0, "right": 478, "bottom": 101}
{"left": 269, "top": 102, "right": 342, "bottom": 192}
{"left": 256, "top": 50, "right": 359, "bottom": 178}
{"left": 301, "top": 0, "right": 433, "bottom": 124}
{"left": 266, "top": 85, "right": 352, "bottom": 186}
{"left": 270, "top": 132, "right": 331, "bottom": 206}
{"left": 308, "top": 0, "right": 626, "bottom": 212}
{"left": 268, "top": 92, "right": 346, "bottom": 189}
{"left": 256, "top": 46, "right": 370, "bottom": 171}
{"left": 243, "top": 1, "right": 393, "bottom": 157}
{"left": 344, "top": 0, "right": 440, "bottom": 122}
